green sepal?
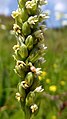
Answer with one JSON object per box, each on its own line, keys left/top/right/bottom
{"left": 22, "top": 22, "right": 31, "bottom": 36}
{"left": 19, "top": 8, "right": 28, "bottom": 23}
{"left": 26, "top": 91, "right": 35, "bottom": 106}
{"left": 18, "top": 83, "right": 26, "bottom": 101}
{"left": 18, "top": 43, "right": 28, "bottom": 60}
{"left": 24, "top": 106, "right": 31, "bottom": 119}
{"left": 30, "top": 77, "right": 40, "bottom": 91}
{"left": 25, "top": 72, "right": 34, "bottom": 87}
{"left": 18, "top": 0, "right": 27, "bottom": 9}
{"left": 26, "top": 48, "right": 40, "bottom": 63}
{"left": 15, "top": 65, "right": 25, "bottom": 79}
{"left": 13, "top": 52, "right": 22, "bottom": 61}
{"left": 25, "top": 35, "right": 33, "bottom": 50}
{"left": 20, "top": 98, "right": 25, "bottom": 112}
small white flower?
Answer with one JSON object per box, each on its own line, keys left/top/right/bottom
{"left": 13, "top": 24, "right": 21, "bottom": 34}
{"left": 30, "top": 104, "right": 38, "bottom": 113}
{"left": 21, "top": 81, "right": 29, "bottom": 89}
{"left": 11, "top": 9, "right": 21, "bottom": 18}
{"left": 16, "top": 92, "right": 21, "bottom": 101}
{"left": 28, "top": 15, "right": 38, "bottom": 28}
{"left": 34, "top": 86, "right": 44, "bottom": 92}
{"left": 25, "top": 1, "right": 36, "bottom": 9}
{"left": 39, "top": 13, "right": 49, "bottom": 21}
{"left": 36, "top": 68, "right": 42, "bottom": 75}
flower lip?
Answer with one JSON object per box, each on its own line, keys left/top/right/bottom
{"left": 34, "top": 86, "right": 44, "bottom": 92}
{"left": 21, "top": 81, "right": 29, "bottom": 89}
{"left": 30, "top": 104, "right": 38, "bottom": 113}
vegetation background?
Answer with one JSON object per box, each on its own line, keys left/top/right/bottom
{"left": 0, "top": 15, "right": 67, "bottom": 119}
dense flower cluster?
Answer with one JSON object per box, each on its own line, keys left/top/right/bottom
{"left": 12, "top": 0, "right": 48, "bottom": 118}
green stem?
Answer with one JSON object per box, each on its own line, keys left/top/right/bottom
{"left": 30, "top": 114, "right": 34, "bottom": 119}
{"left": 24, "top": 107, "right": 31, "bottom": 119}
{"left": 24, "top": 111, "right": 34, "bottom": 119}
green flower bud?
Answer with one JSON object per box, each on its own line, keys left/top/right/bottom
{"left": 26, "top": 91, "right": 35, "bottom": 106}
{"left": 25, "top": 35, "right": 33, "bottom": 50}
{"left": 30, "top": 77, "right": 40, "bottom": 90}
{"left": 25, "top": 1, "right": 37, "bottom": 15}
{"left": 25, "top": 72, "right": 34, "bottom": 87}
{"left": 27, "top": 47, "right": 40, "bottom": 63}
{"left": 22, "top": 22, "right": 31, "bottom": 36}
{"left": 14, "top": 65, "right": 25, "bottom": 79}
{"left": 18, "top": 35, "right": 25, "bottom": 43}
{"left": 20, "top": 72, "right": 34, "bottom": 89}
{"left": 14, "top": 60, "right": 30, "bottom": 78}
{"left": 39, "top": 25, "right": 47, "bottom": 34}
{"left": 33, "top": 30, "right": 44, "bottom": 41}
{"left": 21, "top": 72, "right": 34, "bottom": 89}
{"left": 18, "top": 8, "right": 28, "bottom": 23}
{"left": 18, "top": 43, "right": 28, "bottom": 60}
{"left": 13, "top": 44, "right": 22, "bottom": 60}
{"left": 27, "top": 41, "right": 46, "bottom": 63}
{"left": 18, "top": 83, "right": 26, "bottom": 101}
{"left": 18, "top": 0, "right": 27, "bottom": 8}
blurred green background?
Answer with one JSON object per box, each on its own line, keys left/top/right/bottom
{"left": 0, "top": 15, "right": 67, "bottom": 119}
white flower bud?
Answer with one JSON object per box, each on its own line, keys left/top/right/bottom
{"left": 30, "top": 66, "right": 36, "bottom": 73}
